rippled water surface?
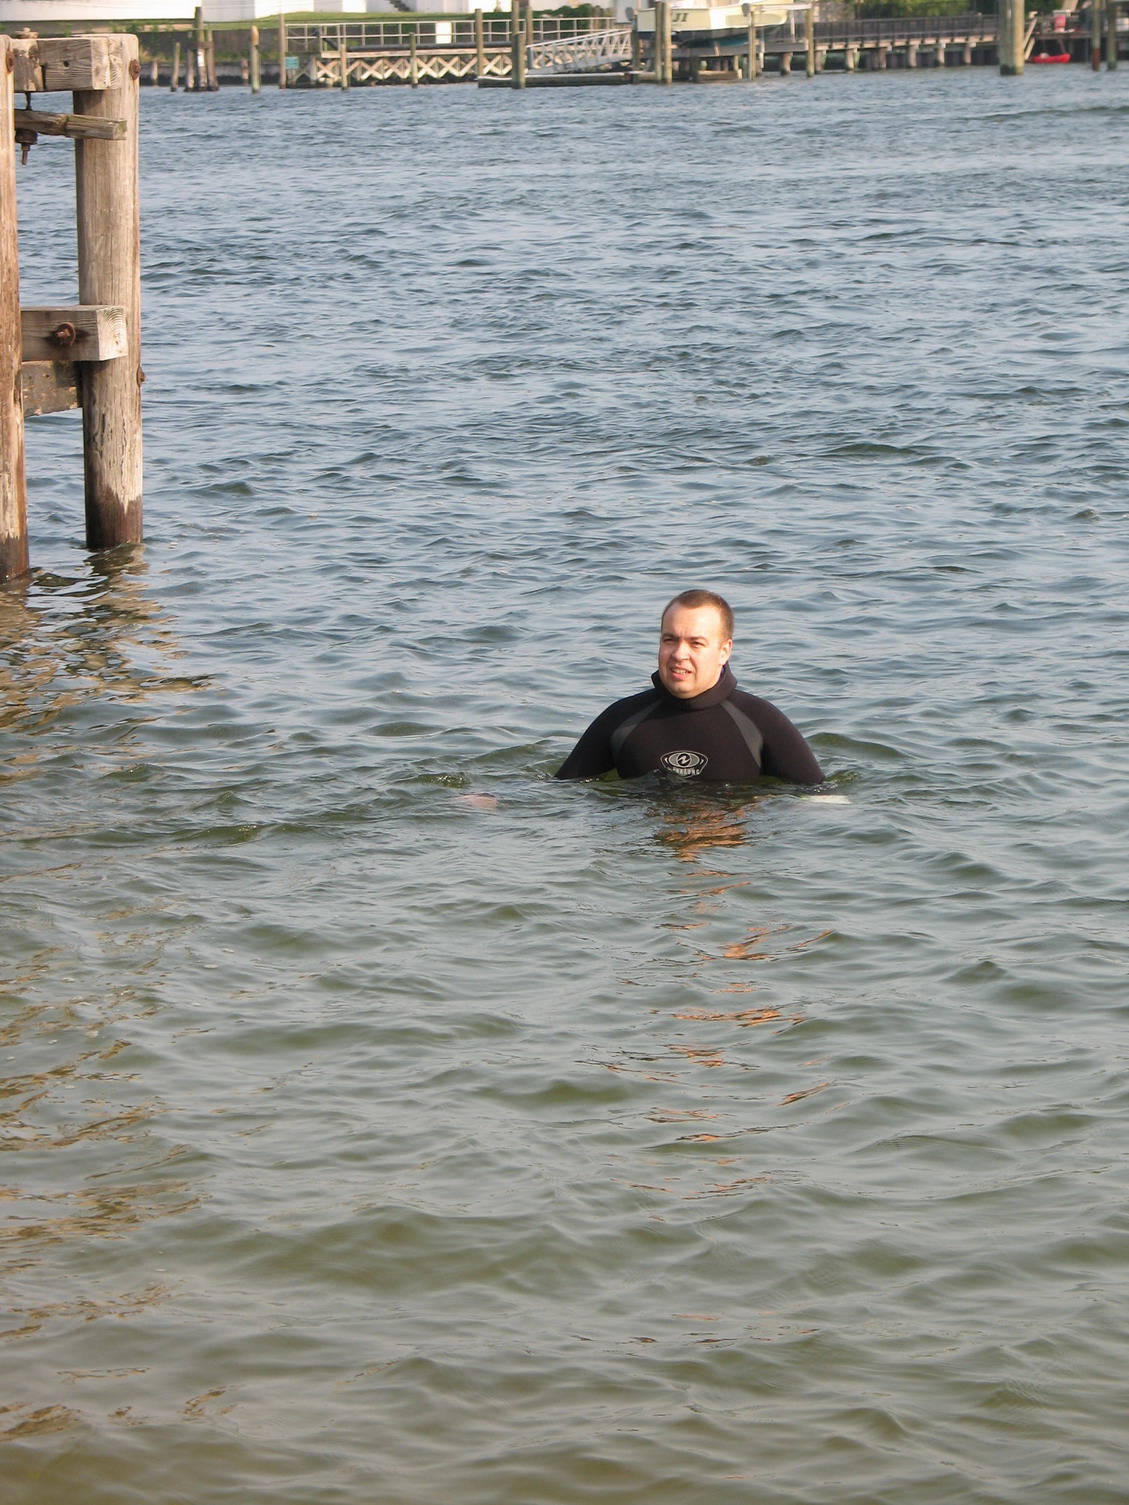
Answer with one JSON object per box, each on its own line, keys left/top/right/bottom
{"left": 4, "top": 63, "right": 1129, "bottom": 1504}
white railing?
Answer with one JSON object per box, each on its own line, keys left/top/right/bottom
{"left": 528, "top": 27, "right": 633, "bottom": 74}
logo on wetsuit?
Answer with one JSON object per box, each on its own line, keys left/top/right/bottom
{"left": 661, "top": 750, "right": 708, "bottom": 777}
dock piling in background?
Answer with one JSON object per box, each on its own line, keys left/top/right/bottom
{"left": 474, "top": 8, "right": 486, "bottom": 76}
{"left": 279, "top": 10, "right": 288, "bottom": 89}
{"left": 250, "top": 24, "right": 261, "bottom": 93}
{"left": 805, "top": 5, "right": 816, "bottom": 74}
{"left": 999, "top": 0, "right": 1022, "bottom": 74}
{"left": 74, "top": 34, "right": 143, "bottom": 550}
{"left": 1, "top": 36, "right": 28, "bottom": 583}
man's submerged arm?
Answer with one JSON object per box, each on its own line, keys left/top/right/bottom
{"left": 751, "top": 697, "right": 824, "bottom": 784}
{"left": 555, "top": 712, "right": 617, "bottom": 780}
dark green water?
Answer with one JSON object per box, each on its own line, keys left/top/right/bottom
{"left": 3, "top": 63, "right": 1128, "bottom": 1504}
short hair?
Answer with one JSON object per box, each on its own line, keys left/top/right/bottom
{"left": 661, "top": 590, "right": 734, "bottom": 643}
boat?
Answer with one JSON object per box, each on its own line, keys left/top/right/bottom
{"left": 634, "top": 3, "right": 792, "bottom": 34}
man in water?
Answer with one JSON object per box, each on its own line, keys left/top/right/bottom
{"left": 555, "top": 590, "right": 823, "bottom": 784}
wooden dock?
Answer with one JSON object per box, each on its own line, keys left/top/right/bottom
{"left": 2, "top": 33, "right": 143, "bottom": 582}
{"left": 255, "top": 8, "right": 1123, "bottom": 89}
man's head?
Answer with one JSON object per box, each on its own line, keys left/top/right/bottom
{"left": 657, "top": 590, "right": 734, "bottom": 700}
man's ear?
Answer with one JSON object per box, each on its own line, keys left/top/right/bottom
{"left": 719, "top": 640, "right": 733, "bottom": 665}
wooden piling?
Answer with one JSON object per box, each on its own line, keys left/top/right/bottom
{"left": 192, "top": 7, "right": 204, "bottom": 91}
{"left": 74, "top": 33, "right": 143, "bottom": 550}
{"left": 149, "top": 57, "right": 158, "bottom": 85}
{"left": 1091, "top": 0, "right": 1103, "bottom": 68}
{"left": 510, "top": 4, "right": 527, "bottom": 88}
{"left": 205, "top": 29, "right": 218, "bottom": 90}
{"left": 171, "top": 40, "right": 180, "bottom": 90}
{"left": 1106, "top": 0, "right": 1118, "bottom": 67}
{"left": 999, "top": 0, "right": 1024, "bottom": 73}
{"left": 656, "top": 0, "right": 673, "bottom": 83}
{"left": 474, "top": 8, "right": 486, "bottom": 76}
{"left": 747, "top": 12, "right": 757, "bottom": 79}
{"left": 410, "top": 28, "right": 420, "bottom": 87}
{"left": 279, "top": 10, "right": 288, "bottom": 89}
{"left": 340, "top": 33, "right": 350, "bottom": 89}
{"left": 805, "top": 5, "right": 815, "bottom": 75}
{"left": 0, "top": 35, "right": 28, "bottom": 584}
{"left": 185, "top": 45, "right": 196, "bottom": 90}
{"left": 250, "top": 24, "right": 261, "bottom": 93}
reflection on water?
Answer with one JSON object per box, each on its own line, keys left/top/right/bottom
{"left": 0, "top": 549, "right": 204, "bottom": 744}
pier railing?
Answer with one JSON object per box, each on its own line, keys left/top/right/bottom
{"left": 528, "top": 28, "right": 633, "bottom": 74}
{"left": 287, "top": 15, "right": 615, "bottom": 53}
{"left": 797, "top": 13, "right": 998, "bottom": 43}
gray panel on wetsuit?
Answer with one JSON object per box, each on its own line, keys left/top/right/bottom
{"left": 610, "top": 695, "right": 661, "bottom": 761}
{"left": 721, "top": 700, "right": 764, "bottom": 769}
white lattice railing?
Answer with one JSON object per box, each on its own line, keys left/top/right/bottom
{"left": 527, "top": 28, "right": 633, "bottom": 74}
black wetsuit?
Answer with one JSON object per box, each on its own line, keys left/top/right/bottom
{"left": 555, "top": 665, "right": 822, "bottom": 784}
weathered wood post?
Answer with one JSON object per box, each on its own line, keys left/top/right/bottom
{"left": 1091, "top": 0, "right": 1103, "bottom": 67}
{"left": 1106, "top": 0, "right": 1118, "bottom": 66}
{"left": 474, "top": 8, "right": 486, "bottom": 75}
{"left": 805, "top": 4, "right": 815, "bottom": 74}
{"left": 250, "top": 24, "right": 261, "bottom": 92}
{"left": 74, "top": 34, "right": 143, "bottom": 549}
{"left": 171, "top": 40, "right": 180, "bottom": 90}
{"left": 658, "top": 0, "right": 674, "bottom": 82}
{"left": 409, "top": 27, "right": 419, "bottom": 86}
{"left": 192, "top": 7, "right": 204, "bottom": 91}
{"left": 149, "top": 58, "right": 159, "bottom": 84}
{"left": 1000, "top": 0, "right": 1024, "bottom": 73}
{"left": 278, "top": 10, "right": 288, "bottom": 89}
{"left": 510, "top": 2, "right": 527, "bottom": 87}
{"left": 1, "top": 35, "right": 29, "bottom": 583}
{"left": 340, "top": 31, "right": 349, "bottom": 89}
{"left": 746, "top": 8, "right": 758, "bottom": 78}
{"left": 185, "top": 44, "right": 196, "bottom": 89}
{"left": 205, "top": 28, "right": 218, "bottom": 90}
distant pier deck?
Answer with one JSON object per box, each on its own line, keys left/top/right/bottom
{"left": 269, "top": 11, "right": 1116, "bottom": 88}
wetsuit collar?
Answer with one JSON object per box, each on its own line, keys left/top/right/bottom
{"left": 650, "top": 662, "right": 737, "bottom": 712}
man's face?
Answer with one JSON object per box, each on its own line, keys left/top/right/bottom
{"left": 657, "top": 605, "right": 732, "bottom": 699}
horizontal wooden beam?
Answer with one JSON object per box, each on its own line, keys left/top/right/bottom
{"left": 20, "top": 306, "right": 128, "bottom": 363}
{"left": 15, "top": 37, "right": 127, "bottom": 94}
{"left": 13, "top": 109, "right": 126, "bottom": 142}
{"left": 21, "top": 361, "right": 79, "bottom": 417}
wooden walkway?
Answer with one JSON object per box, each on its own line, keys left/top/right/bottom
{"left": 277, "top": 9, "right": 1117, "bottom": 87}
